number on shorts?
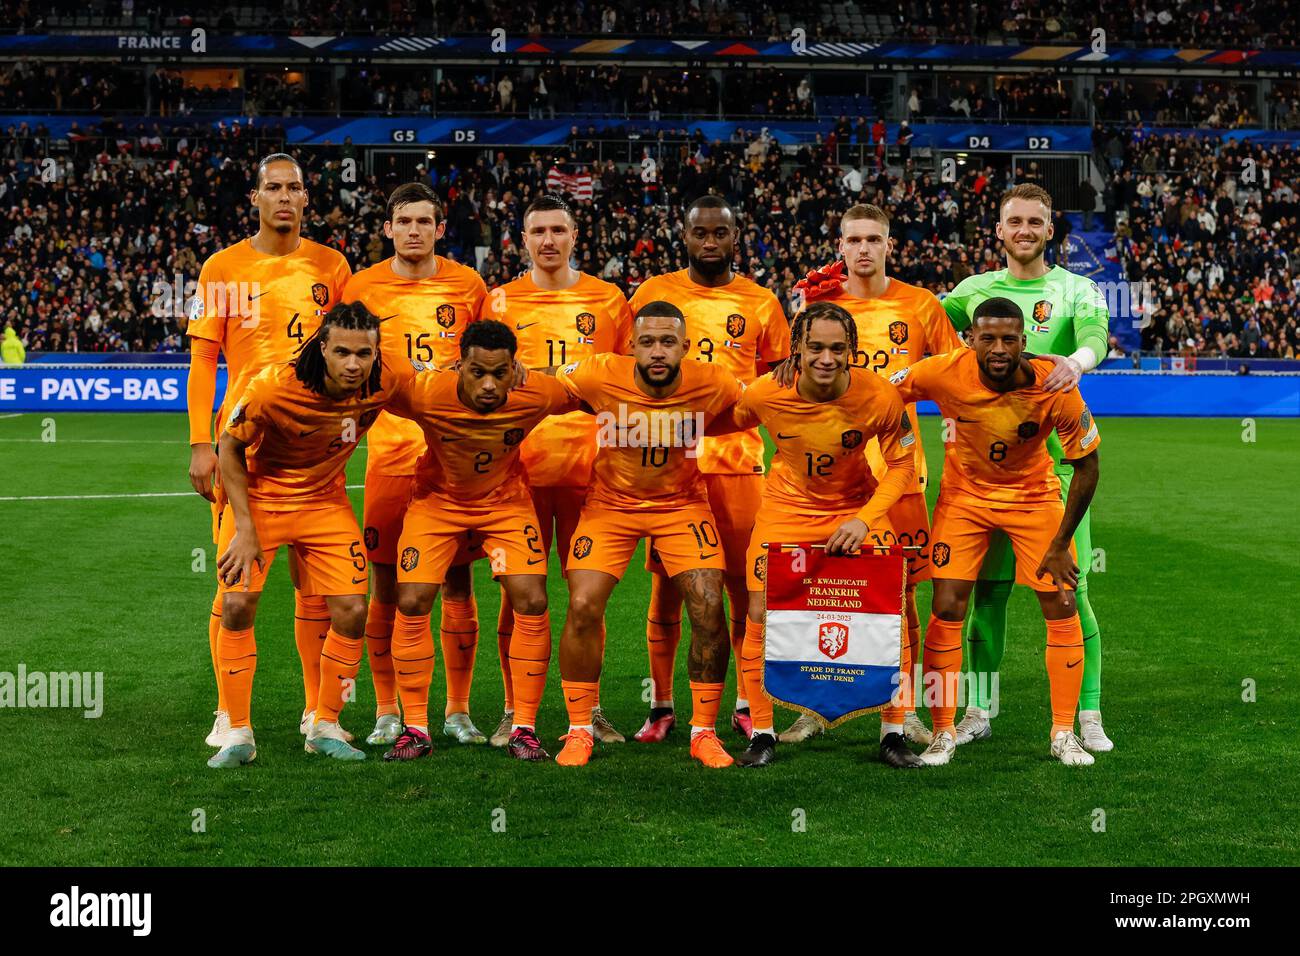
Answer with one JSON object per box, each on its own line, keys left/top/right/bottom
{"left": 348, "top": 540, "right": 366, "bottom": 571}
{"left": 524, "top": 523, "right": 543, "bottom": 555}
{"left": 687, "top": 520, "right": 720, "bottom": 549}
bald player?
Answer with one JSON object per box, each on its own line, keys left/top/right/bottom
{"left": 629, "top": 195, "right": 791, "bottom": 744}
{"left": 483, "top": 193, "right": 633, "bottom": 747}
{"left": 344, "top": 182, "right": 488, "bottom": 748}
{"left": 782, "top": 203, "right": 962, "bottom": 747}
{"left": 891, "top": 297, "right": 1101, "bottom": 768}
{"left": 186, "top": 152, "right": 352, "bottom": 750}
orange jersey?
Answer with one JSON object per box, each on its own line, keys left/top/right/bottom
{"left": 344, "top": 256, "right": 488, "bottom": 476}
{"left": 188, "top": 237, "right": 351, "bottom": 427}
{"left": 891, "top": 349, "right": 1100, "bottom": 509}
{"left": 387, "top": 369, "right": 578, "bottom": 506}
{"left": 630, "top": 270, "right": 789, "bottom": 476}
{"left": 734, "top": 368, "right": 914, "bottom": 519}
{"left": 224, "top": 360, "right": 411, "bottom": 505}
{"left": 557, "top": 353, "right": 743, "bottom": 511}
{"left": 482, "top": 270, "right": 632, "bottom": 487}
{"left": 832, "top": 278, "right": 962, "bottom": 493}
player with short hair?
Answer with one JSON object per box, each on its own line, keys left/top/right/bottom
{"left": 344, "top": 182, "right": 488, "bottom": 748}
{"left": 552, "top": 301, "right": 746, "bottom": 768}
{"left": 781, "top": 202, "right": 962, "bottom": 748}
{"left": 891, "top": 297, "right": 1101, "bottom": 768}
{"left": 941, "top": 183, "right": 1113, "bottom": 752}
{"left": 379, "top": 319, "right": 578, "bottom": 762}
{"left": 629, "top": 195, "right": 791, "bottom": 744}
{"left": 207, "top": 301, "right": 412, "bottom": 768}
{"left": 483, "top": 193, "right": 633, "bottom": 747}
{"left": 730, "top": 302, "right": 919, "bottom": 768}
{"left": 186, "top": 152, "right": 352, "bottom": 750}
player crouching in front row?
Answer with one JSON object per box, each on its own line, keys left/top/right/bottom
{"left": 891, "top": 297, "right": 1101, "bottom": 767}
{"left": 209, "top": 302, "right": 412, "bottom": 768}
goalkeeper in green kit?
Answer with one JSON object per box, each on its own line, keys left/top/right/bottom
{"left": 941, "top": 183, "right": 1114, "bottom": 753}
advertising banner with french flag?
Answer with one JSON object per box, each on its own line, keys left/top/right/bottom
{"left": 762, "top": 544, "right": 906, "bottom": 727}
{"left": 545, "top": 166, "right": 594, "bottom": 201}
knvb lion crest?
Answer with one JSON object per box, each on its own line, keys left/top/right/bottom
{"left": 818, "top": 621, "right": 849, "bottom": 660}
{"left": 576, "top": 312, "right": 596, "bottom": 336}
{"left": 364, "top": 527, "right": 379, "bottom": 551}
{"left": 1018, "top": 420, "right": 1040, "bottom": 439}
{"left": 572, "top": 535, "right": 594, "bottom": 560}
{"left": 726, "top": 313, "right": 746, "bottom": 338}
{"left": 754, "top": 553, "right": 767, "bottom": 583}
{"left": 888, "top": 320, "right": 909, "bottom": 345}
{"left": 503, "top": 427, "right": 525, "bottom": 446}
{"left": 399, "top": 547, "right": 420, "bottom": 572}
{"left": 841, "top": 429, "right": 863, "bottom": 449}
{"left": 436, "top": 304, "right": 456, "bottom": 329}
{"left": 1032, "top": 300, "right": 1053, "bottom": 323}
{"left": 358, "top": 409, "right": 379, "bottom": 429}
{"left": 311, "top": 283, "right": 329, "bottom": 307}
{"left": 932, "top": 542, "right": 951, "bottom": 568}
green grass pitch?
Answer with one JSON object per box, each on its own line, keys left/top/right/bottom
{"left": 0, "top": 411, "right": 1295, "bottom": 866}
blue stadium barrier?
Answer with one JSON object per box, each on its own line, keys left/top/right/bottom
{"left": 1, "top": 363, "right": 1295, "bottom": 417}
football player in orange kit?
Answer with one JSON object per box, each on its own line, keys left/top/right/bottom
{"left": 483, "top": 194, "right": 633, "bottom": 746}
{"left": 552, "top": 301, "right": 746, "bottom": 769}
{"left": 379, "top": 319, "right": 578, "bottom": 762}
{"left": 890, "top": 297, "right": 1100, "bottom": 768}
{"left": 186, "top": 152, "right": 352, "bottom": 750}
{"left": 629, "top": 196, "right": 791, "bottom": 743}
{"left": 344, "top": 182, "right": 488, "bottom": 748}
{"left": 781, "top": 203, "right": 961, "bottom": 747}
{"left": 207, "top": 301, "right": 412, "bottom": 768}
{"left": 729, "top": 302, "right": 918, "bottom": 768}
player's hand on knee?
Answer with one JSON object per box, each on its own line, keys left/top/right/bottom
{"left": 825, "top": 518, "right": 868, "bottom": 555}
{"left": 218, "top": 532, "right": 265, "bottom": 590}
{"left": 1035, "top": 542, "right": 1078, "bottom": 593}
{"left": 189, "top": 443, "right": 218, "bottom": 502}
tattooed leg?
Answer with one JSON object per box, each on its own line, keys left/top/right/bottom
{"left": 675, "top": 567, "right": 730, "bottom": 683}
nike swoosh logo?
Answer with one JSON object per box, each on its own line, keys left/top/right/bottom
{"left": 457, "top": 643, "right": 476, "bottom": 652}
{"left": 527, "top": 557, "right": 545, "bottom": 565}
{"left": 699, "top": 552, "right": 718, "bottom": 559}
{"left": 378, "top": 313, "right": 399, "bottom": 322}
{"left": 1066, "top": 659, "right": 1082, "bottom": 669}
{"left": 776, "top": 432, "right": 799, "bottom": 440}
{"left": 700, "top": 696, "right": 719, "bottom": 704}
{"left": 300, "top": 427, "right": 322, "bottom": 437}
{"left": 516, "top": 322, "right": 539, "bottom": 330}
{"left": 351, "top": 576, "right": 366, "bottom": 584}
{"left": 526, "top": 670, "right": 546, "bottom": 677}
{"left": 230, "top": 667, "right": 250, "bottom": 675}
{"left": 956, "top": 417, "right": 978, "bottom": 423}
{"left": 441, "top": 436, "right": 465, "bottom": 442}
{"left": 249, "top": 291, "right": 269, "bottom": 300}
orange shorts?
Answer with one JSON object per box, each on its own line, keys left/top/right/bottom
{"left": 364, "top": 472, "right": 484, "bottom": 568}
{"left": 929, "top": 495, "right": 1076, "bottom": 593}
{"left": 869, "top": 492, "right": 934, "bottom": 586}
{"left": 396, "top": 491, "right": 546, "bottom": 585}
{"left": 528, "top": 483, "right": 588, "bottom": 572}
{"left": 745, "top": 507, "right": 895, "bottom": 593}
{"left": 216, "top": 498, "right": 368, "bottom": 597}
{"left": 571, "top": 504, "right": 727, "bottom": 580}
{"left": 645, "top": 472, "right": 761, "bottom": 577}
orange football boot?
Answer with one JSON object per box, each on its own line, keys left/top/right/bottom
{"left": 555, "top": 728, "right": 595, "bottom": 767}
{"left": 689, "top": 730, "right": 735, "bottom": 768}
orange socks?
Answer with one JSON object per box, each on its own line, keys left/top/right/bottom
{"left": 725, "top": 581, "right": 748, "bottom": 708}
{"left": 294, "top": 592, "right": 330, "bottom": 714}
{"left": 1045, "top": 614, "right": 1086, "bottom": 737}
{"left": 923, "top": 616, "right": 964, "bottom": 735}
{"left": 881, "top": 618, "right": 914, "bottom": 727}
{"left": 740, "top": 618, "right": 771, "bottom": 732}
{"left": 365, "top": 599, "right": 398, "bottom": 715}
{"left": 561, "top": 679, "right": 599, "bottom": 729}
{"left": 903, "top": 588, "right": 921, "bottom": 713}
{"left": 497, "top": 598, "right": 515, "bottom": 712}
{"left": 392, "top": 611, "right": 434, "bottom": 731}
{"left": 217, "top": 625, "right": 256, "bottom": 729}
{"left": 646, "top": 574, "right": 682, "bottom": 706}
{"left": 440, "top": 594, "right": 479, "bottom": 717}
{"left": 595, "top": 620, "right": 606, "bottom": 707}
{"left": 316, "top": 628, "right": 364, "bottom": 724}
{"left": 508, "top": 611, "right": 551, "bottom": 729}
{"left": 209, "top": 591, "right": 226, "bottom": 712}
{"left": 689, "top": 680, "right": 725, "bottom": 732}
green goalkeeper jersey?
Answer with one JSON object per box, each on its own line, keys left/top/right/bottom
{"left": 942, "top": 265, "right": 1110, "bottom": 468}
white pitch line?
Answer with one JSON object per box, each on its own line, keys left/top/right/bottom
{"left": 0, "top": 413, "right": 22, "bottom": 419}
{"left": 0, "top": 484, "right": 366, "bottom": 502}
{"left": 0, "top": 438, "right": 188, "bottom": 444}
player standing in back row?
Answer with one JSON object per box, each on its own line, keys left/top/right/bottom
{"left": 629, "top": 196, "right": 790, "bottom": 743}
{"left": 941, "top": 184, "right": 1113, "bottom": 753}
{"left": 186, "top": 152, "right": 352, "bottom": 751}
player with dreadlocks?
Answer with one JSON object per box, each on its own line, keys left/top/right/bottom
{"left": 208, "top": 301, "right": 414, "bottom": 768}
{"left": 711, "top": 300, "right": 919, "bottom": 767}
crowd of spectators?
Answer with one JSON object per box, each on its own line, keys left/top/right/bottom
{"left": 1094, "top": 80, "right": 1260, "bottom": 129}
{"left": 0, "top": 115, "right": 1296, "bottom": 362}
{"left": 3, "top": 0, "right": 1298, "bottom": 48}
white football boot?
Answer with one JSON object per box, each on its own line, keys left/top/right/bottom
{"left": 778, "top": 713, "right": 825, "bottom": 743}
{"left": 903, "top": 711, "right": 933, "bottom": 747}
{"left": 443, "top": 712, "right": 487, "bottom": 745}
{"left": 367, "top": 713, "right": 403, "bottom": 746}
{"left": 1051, "top": 730, "right": 1095, "bottom": 767}
{"left": 205, "top": 710, "right": 231, "bottom": 748}
{"left": 954, "top": 706, "right": 992, "bottom": 746}
{"left": 1078, "top": 711, "right": 1114, "bottom": 752}
{"left": 207, "top": 726, "right": 256, "bottom": 768}
{"left": 300, "top": 709, "right": 354, "bottom": 743}
{"left": 305, "top": 720, "right": 366, "bottom": 760}
{"left": 918, "top": 729, "right": 957, "bottom": 766}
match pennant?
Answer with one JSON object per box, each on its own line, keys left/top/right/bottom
{"left": 762, "top": 543, "right": 907, "bottom": 727}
